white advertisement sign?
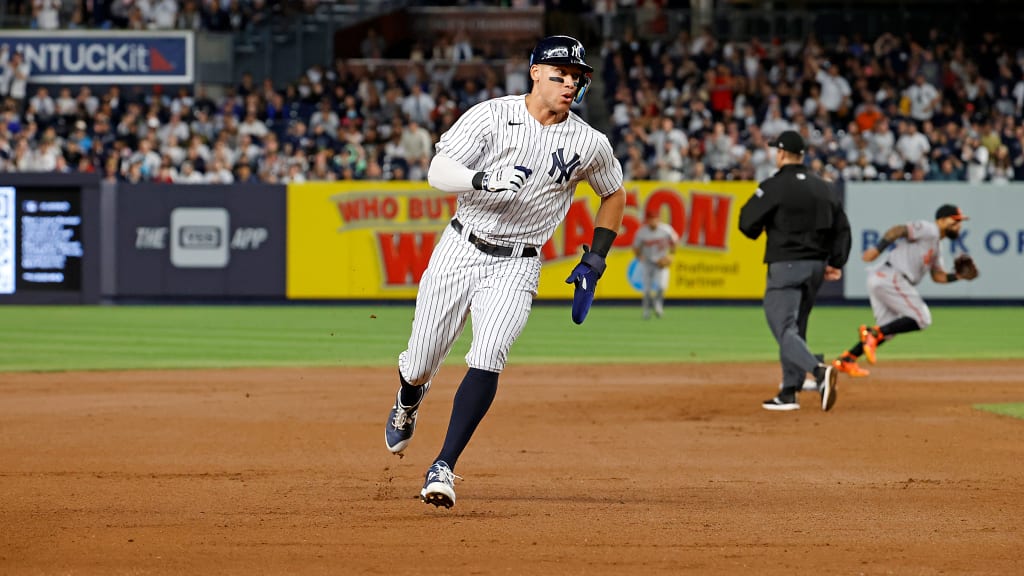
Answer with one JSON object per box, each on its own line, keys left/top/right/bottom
{"left": 844, "top": 183, "right": 1024, "bottom": 300}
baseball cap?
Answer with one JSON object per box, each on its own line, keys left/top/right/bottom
{"left": 935, "top": 204, "right": 969, "bottom": 221}
{"left": 771, "top": 130, "right": 805, "bottom": 154}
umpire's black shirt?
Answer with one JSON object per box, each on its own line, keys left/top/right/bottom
{"left": 739, "top": 164, "right": 851, "bottom": 268}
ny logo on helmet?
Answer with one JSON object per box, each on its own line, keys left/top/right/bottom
{"left": 543, "top": 46, "right": 570, "bottom": 60}
{"left": 549, "top": 148, "right": 581, "bottom": 184}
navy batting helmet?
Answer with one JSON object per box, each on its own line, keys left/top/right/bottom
{"left": 530, "top": 35, "right": 593, "bottom": 73}
{"left": 530, "top": 35, "right": 593, "bottom": 104}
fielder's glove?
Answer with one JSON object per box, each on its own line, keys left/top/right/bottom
{"left": 564, "top": 246, "right": 607, "bottom": 325}
{"left": 478, "top": 167, "right": 528, "bottom": 193}
{"left": 954, "top": 254, "right": 979, "bottom": 280}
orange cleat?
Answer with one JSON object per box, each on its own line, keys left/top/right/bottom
{"left": 859, "top": 325, "right": 881, "bottom": 364}
{"left": 833, "top": 355, "right": 870, "bottom": 377}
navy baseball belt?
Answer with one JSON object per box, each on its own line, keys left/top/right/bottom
{"left": 450, "top": 218, "right": 538, "bottom": 258}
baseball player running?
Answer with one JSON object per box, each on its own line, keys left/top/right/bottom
{"left": 633, "top": 208, "right": 679, "bottom": 319}
{"left": 384, "top": 35, "right": 626, "bottom": 508}
{"left": 832, "top": 204, "right": 977, "bottom": 375}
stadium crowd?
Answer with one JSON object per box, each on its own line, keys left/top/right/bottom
{"left": 8, "top": 0, "right": 318, "bottom": 31}
{"left": 2, "top": 10, "right": 1024, "bottom": 185}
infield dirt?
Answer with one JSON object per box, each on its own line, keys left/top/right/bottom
{"left": 1, "top": 361, "right": 1021, "bottom": 575}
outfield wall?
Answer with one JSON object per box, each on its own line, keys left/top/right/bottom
{"left": 286, "top": 181, "right": 768, "bottom": 300}
{"left": 1, "top": 179, "right": 1020, "bottom": 304}
{"left": 845, "top": 183, "right": 1024, "bottom": 300}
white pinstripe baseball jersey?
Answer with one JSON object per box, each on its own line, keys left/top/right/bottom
{"left": 437, "top": 95, "right": 623, "bottom": 248}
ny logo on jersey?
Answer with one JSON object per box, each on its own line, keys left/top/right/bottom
{"left": 548, "top": 149, "right": 581, "bottom": 184}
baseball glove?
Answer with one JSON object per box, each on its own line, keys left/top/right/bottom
{"left": 656, "top": 256, "right": 672, "bottom": 269}
{"left": 954, "top": 254, "right": 979, "bottom": 280}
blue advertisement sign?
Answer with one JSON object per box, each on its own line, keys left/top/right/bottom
{"left": 0, "top": 31, "right": 193, "bottom": 84}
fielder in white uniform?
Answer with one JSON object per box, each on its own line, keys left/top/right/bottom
{"left": 383, "top": 36, "right": 626, "bottom": 509}
{"left": 832, "top": 204, "right": 972, "bottom": 376}
{"left": 632, "top": 209, "right": 679, "bottom": 319}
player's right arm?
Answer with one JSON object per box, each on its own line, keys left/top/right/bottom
{"left": 863, "top": 224, "right": 908, "bottom": 262}
{"left": 428, "top": 154, "right": 527, "bottom": 194}
{"left": 428, "top": 99, "right": 527, "bottom": 194}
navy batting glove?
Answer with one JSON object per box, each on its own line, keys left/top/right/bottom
{"left": 564, "top": 247, "right": 607, "bottom": 325}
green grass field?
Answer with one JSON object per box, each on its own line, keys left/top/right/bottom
{"left": 1, "top": 304, "right": 1022, "bottom": 372}
{"left": 974, "top": 403, "right": 1024, "bottom": 419}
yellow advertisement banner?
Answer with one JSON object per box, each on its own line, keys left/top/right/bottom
{"left": 287, "top": 181, "right": 767, "bottom": 300}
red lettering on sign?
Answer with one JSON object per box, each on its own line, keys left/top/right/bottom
{"left": 381, "top": 197, "right": 398, "bottom": 219}
{"left": 541, "top": 240, "right": 558, "bottom": 261}
{"left": 409, "top": 197, "right": 424, "bottom": 220}
{"left": 408, "top": 196, "right": 458, "bottom": 221}
{"left": 378, "top": 232, "right": 436, "bottom": 285}
{"left": 687, "top": 193, "right": 730, "bottom": 249}
{"left": 336, "top": 196, "right": 400, "bottom": 225}
{"left": 337, "top": 199, "right": 362, "bottom": 224}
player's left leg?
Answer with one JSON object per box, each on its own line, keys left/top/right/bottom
{"left": 640, "top": 263, "right": 656, "bottom": 319}
{"left": 420, "top": 256, "right": 540, "bottom": 506}
{"left": 653, "top": 267, "right": 669, "bottom": 318}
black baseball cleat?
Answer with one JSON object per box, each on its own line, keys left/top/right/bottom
{"left": 420, "top": 460, "right": 459, "bottom": 508}
{"left": 762, "top": 395, "right": 800, "bottom": 411}
{"left": 385, "top": 381, "right": 430, "bottom": 455}
{"left": 815, "top": 363, "right": 838, "bottom": 412}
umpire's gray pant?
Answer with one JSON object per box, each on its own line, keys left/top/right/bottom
{"left": 763, "top": 260, "right": 826, "bottom": 395}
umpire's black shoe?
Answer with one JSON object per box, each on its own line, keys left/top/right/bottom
{"left": 814, "top": 363, "right": 838, "bottom": 412}
{"left": 762, "top": 395, "right": 800, "bottom": 411}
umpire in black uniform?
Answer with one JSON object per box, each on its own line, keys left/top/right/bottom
{"left": 739, "top": 130, "right": 852, "bottom": 412}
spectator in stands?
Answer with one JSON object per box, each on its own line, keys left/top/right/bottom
{"left": 32, "top": 0, "right": 61, "bottom": 30}
{"left": 27, "top": 87, "right": 56, "bottom": 128}
{"left": 177, "top": 0, "right": 204, "bottom": 30}
{"left": 812, "top": 58, "right": 852, "bottom": 128}
{"left": 450, "top": 29, "right": 474, "bottom": 62}
{"left": 905, "top": 73, "right": 941, "bottom": 124}
{"left": 175, "top": 160, "right": 204, "bottom": 183}
{"left": 310, "top": 98, "right": 340, "bottom": 140}
{"left": 988, "top": 144, "right": 1014, "bottom": 184}
{"left": 760, "top": 104, "right": 792, "bottom": 140}
{"left": 2, "top": 50, "right": 30, "bottom": 112}
{"left": 205, "top": 158, "right": 234, "bottom": 183}
{"left": 399, "top": 118, "right": 432, "bottom": 181}
{"left": 153, "top": 160, "right": 177, "bottom": 183}
{"left": 130, "top": 137, "right": 162, "bottom": 179}
{"left": 401, "top": 83, "right": 434, "bottom": 126}
{"left": 150, "top": 0, "right": 179, "bottom": 29}
{"left": 238, "top": 109, "right": 269, "bottom": 140}
{"left": 896, "top": 120, "right": 931, "bottom": 173}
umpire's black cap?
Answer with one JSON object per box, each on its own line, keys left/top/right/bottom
{"left": 530, "top": 35, "right": 593, "bottom": 73}
{"left": 771, "top": 130, "right": 806, "bottom": 154}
